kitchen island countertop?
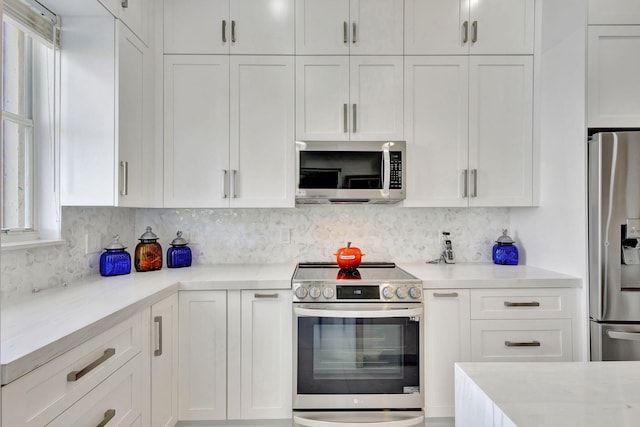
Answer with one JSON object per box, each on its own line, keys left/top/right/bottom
{"left": 455, "top": 361, "right": 640, "bottom": 427}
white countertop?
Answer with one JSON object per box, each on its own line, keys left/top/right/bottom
{"left": 399, "top": 263, "right": 581, "bottom": 288}
{"left": 0, "top": 262, "right": 581, "bottom": 385}
{"left": 455, "top": 362, "right": 640, "bottom": 427}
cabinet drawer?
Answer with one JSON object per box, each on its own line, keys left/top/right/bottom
{"left": 471, "top": 319, "right": 573, "bottom": 362}
{"left": 470, "top": 288, "right": 574, "bottom": 320}
{"left": 46, "top": 353, "right": 142, "bottom": 427}
{"left": 2, "top": 313, "right": 142, "bottom": 427}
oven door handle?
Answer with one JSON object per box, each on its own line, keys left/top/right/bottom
{"left": 294, "top": 306, "right": 423, "bottom": 319}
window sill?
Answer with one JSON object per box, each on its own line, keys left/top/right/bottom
{"left": 1, "top": 239, "right": 66, "bottom": 252}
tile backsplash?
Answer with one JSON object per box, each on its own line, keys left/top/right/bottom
{"left": 1, "top": 205, "right": 508, "bottom": 304}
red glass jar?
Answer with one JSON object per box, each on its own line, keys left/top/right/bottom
{"left": 134, "top": 226, "right": 163, "bottom": 272}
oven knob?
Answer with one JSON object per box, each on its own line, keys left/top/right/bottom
{"left": 409, "top": 287, "right": 422, "bottom": 299}
{"left": 309, "top": 286, "right": 321, "bottom": 299}
{"left": 382, "top": 286, "right": 395, "bottom": 299}
{"left": 322, "top": 287, "right": 335, "bottom": 299}
{"left": 295, "top": 286, "right": 308, "bottom": 299}
{"left": 396, "top": 287, "right": 407, "bottom": 299}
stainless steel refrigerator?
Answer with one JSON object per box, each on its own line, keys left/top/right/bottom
{"left": 589, "top": 131, "right": 640, "bottom": 361}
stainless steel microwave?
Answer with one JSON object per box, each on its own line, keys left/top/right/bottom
{"left": 295, "top": 141, "right": 406, "bottom": 204}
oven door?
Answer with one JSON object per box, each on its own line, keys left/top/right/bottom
{"left": 293, "top": 303, "right": 423, "bottom": 410}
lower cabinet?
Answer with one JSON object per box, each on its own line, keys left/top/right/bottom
{"left": 424, "top": 287, "right": 578, "bottom": 419}
{"left": 151, "top": 294, "right": 179, "bottom": 427}
{"left": 178, "top": 289, "right": 292, "bottom": 421}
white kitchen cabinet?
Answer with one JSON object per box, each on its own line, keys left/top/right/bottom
{"left": 588, "top": 0, "right": 640, "bottom": 24}
{"left": 178, "top": 291, "right": 227, "bottom": 421}
{"left": 424, "top": 289, "right": 471, "bottom": 418}
{"left": 228, "top": 290, "right": 293, "bottom": 419}
{"left": 98, "top": 0, "right": 150, "bottom": 45}
{"left": 296, "top": 0, "right": 403, "bottom": 55}
{"left": 296, "top": 55, "right": 403, "bottom": 141}
{"left": 164, "top": 55, "right": 294, "bottom": 208}
{"left": 151, "top": 294, "right": 179, "bottom": 427}
{"left": 1, "top": 312, "right": 146, "bottom": 427}
{"left": 61, "top": 18, "right": 158, "bottom": 207}
{"left": 163, "top": 0, "right": 294, "bottom": 54}
{"left": 587, "top": 26, "right": 640, "bottom": 127}
{"left": 404, "top": 0, "right": 534, "bottom": 55}
{"left": 404, "top": 55, "right": 533, "bottom": 207}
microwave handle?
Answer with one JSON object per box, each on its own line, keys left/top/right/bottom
{"left": 382, "top": 143, "right": 391, "bottom": 197}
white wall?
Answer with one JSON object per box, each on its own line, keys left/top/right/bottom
{"left": 510, "top": 0, "right": 588, "bottom": 359}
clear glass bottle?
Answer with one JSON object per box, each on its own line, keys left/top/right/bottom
{"left": 134, "top": 226, "right": 163, "bottom": 272}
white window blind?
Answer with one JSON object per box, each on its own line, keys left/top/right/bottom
{"left": 3, "top": 0, "right": 58, "bottom": 47}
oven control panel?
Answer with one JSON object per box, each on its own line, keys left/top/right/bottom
{"left": 293, "top": 283, "right": 422, "bottom": 302}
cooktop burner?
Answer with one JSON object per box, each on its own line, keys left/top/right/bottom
{"left": 293, "top": 262, "right": 419, "bottom": 282}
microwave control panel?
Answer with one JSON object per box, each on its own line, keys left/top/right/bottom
{"left": 390, "top": 152, "right": 402, "bottom": 189}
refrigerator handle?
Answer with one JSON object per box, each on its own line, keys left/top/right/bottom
{"left": 607, "top": 330, "right": 640, "bottom": 342}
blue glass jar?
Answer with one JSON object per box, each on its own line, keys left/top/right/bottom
{"left": 100, "top": 235, "right": 131, "bottom": 276}
{"left": 492, "top": 229, "right": 519, "bottom": 265}
{"left": 167, "top": 231, "right": 192, "bottom": 268}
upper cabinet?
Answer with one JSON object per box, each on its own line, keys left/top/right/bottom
{"left": 163, "top": 0, "right": 294, "bottom": 54}
{"left": 588, "top": 0, "right": 640, "bottom": 24}
{"left": 405, "top": 0, "right": 535, "bottom": 55}
{"left": 99, "top": 0, "right": 150, "bottom": 45}
{"left": 296, "top": 0, "right": 403, "bottom": 55}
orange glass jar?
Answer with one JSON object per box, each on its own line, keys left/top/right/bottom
{"left": 134, "top": 226, "right": 163, "bottom": 272}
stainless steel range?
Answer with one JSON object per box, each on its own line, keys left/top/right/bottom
{"left": 292, "top": 262, "right": 425, "bottom": 427}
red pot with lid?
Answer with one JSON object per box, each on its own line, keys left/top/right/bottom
{"left": 334, "top": 242, "right": 365, "bottom": 270}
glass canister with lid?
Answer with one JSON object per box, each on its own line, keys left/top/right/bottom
{"left": 492, "top": 229, "right": 519, "bottom": 265}
{"left": 134, "top": 226, "right": 163, "bottom": 272}
{"left": 100, "top": 235, "right": 131, "bottom": 276}
{"left": 167, "top": 231, "right": 192, "bottom": 268}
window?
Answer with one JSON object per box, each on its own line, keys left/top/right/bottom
{"left": 1, "top": 0, "right": 59, "bottom": 245}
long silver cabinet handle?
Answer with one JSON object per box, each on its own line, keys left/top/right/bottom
{"left": 343, "top": 21, "right": 348, "bottom": 44}
{"left": 352, "top": 104, "right": 357, "bottom": 133}
{"left": 231, "top": 169, "right": 237, "bottom": 198}
{"left": 352, "top": 22, "right": 357, "bottom": 43}
{"left": 67, "top": 348, "right": 116, "bottom": 382}
{"left": 222, "top": 169, "right": 228, "bottom": 199}
{"left": 504, "top": 301, "right": 540, "bottom": 307}
{"left": 343, "top": 104, "right": 348, "bottom": 133}
{"left": 462, "top": 169, "right": 468, "bottom": 198}
{"left": 222, "top": 20, "right": 227, "bottom": 43}
{"left": 231, "top": 20, "right": 236, "bottom": 43}
{"left": 433, "top": 292, "right": 459, "bottom": 298}
{"left": 97, "top": 409, "right": 116, "bottom": 427}
{"left": 255, "top": 293, "right": 279, "bottom": 299}
{"left": 472, "top": 21, "right": 478, "bottom": 43}
{"left": 462, "top": 21, "right": 469, "bottom": 43}
{"left": 471, "top": 168, "right": 477, "bottom": 197}
{"left": 119, "top": 161, "right": 128, "bottom": 196}
{"left": 154, "top": 315, "right": 163, "bottom": 357}
{"left": 505, "top": 340, "right": 540, "bottom": 347}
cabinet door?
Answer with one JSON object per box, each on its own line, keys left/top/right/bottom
{"left": 151, "top": 294, "right": 178, "bottom": 427}
{"left": 404, "top": 56, "right": 469, "bottom": 207}
{"left": 178, "top": 291, "right": 227, "bottom": 421}
{"left": 404, "top": 0, "right": 469, "bottom": 55}
{"left": 470, "top": 0, "right": 535, "bottom": 54}
{"left": 118, "top": 23, "right": 153, "bottom": 207}
{"left": 229, "top": 56, "right": 295, "bottom": 208}
{"left": 296, "top": 56, "right": 350, "bottom": 140}
{"left": 295, "top": 0, "right": 350, "bottom": 54}
{"left": 163, "top": 55, "right": 230, "bottom": 208}
{"left": 239, "top": 291, "right": 293, "bottom": 419}
{"left": 587, "top": 26, "right": 640, "bottom": 127}
{"left": 119, "top": 0, "right": 150, "bottom": 45}
{"left": 230, "top": 0, "right": 295, "bottom": 54}
{"left": 350, "top": 56, "right": 404, "bottom": 141}
{"left": 588, "top": 0, "right": 640, "bottom": 24}
{"left": 349, "top": 0, "right": 404, "bottom": 55}
{"left": 424, "top": 289, "right": 471, "bottom": 418}
{"left": 468, "top": 56, "right": 533, "bottom": 207}
{"left": 163, "top": 0, "right": 229, "bottom": 54}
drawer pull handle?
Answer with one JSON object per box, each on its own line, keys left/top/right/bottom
{"left": 504, "top": 301, "right": 540, "bottom": 307}
{"left": 154, "top": 316, "right": 163, "bottom": 356}
{"left": 505, "top": 340, "right": 540, "bottom": 347}
{"left": 97, "top": 409, "right": 116, "bottom": 427}
{"left": 433, "top": 292, "right": 459, "bottom": 298}
{"left": 254, "top": 293, "right": 279, "bottom": 299}
{"left": 67, "top": 348, "right": 116, "bottom": 382}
